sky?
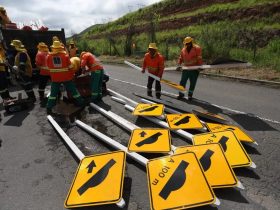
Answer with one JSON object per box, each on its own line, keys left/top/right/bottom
{"left": 1, "top": 0, "right": 162, "bottom": 37}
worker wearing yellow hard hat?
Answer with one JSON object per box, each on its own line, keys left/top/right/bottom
{"left": 142, "top": 43, "right": 165, "bottom": 99}
{"left": 68, "top": 40, "right": 78, "bottom": 58}
{"left": 13, "top": 40, "right": 36, "bottom": 102}
{"left": 176, "top": 36, "right": 203, "bottom": 101}
{"left": 35, "top": 42, "right": 50, "bottom": 101}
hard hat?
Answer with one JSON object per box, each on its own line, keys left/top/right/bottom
{"left": 37, "top": 42, "right": 48, "bottom": 49}
{"left": 69, "top": 40, "right": 75, "bottom": 45}
{"left": 148, "top": 43, "right": 158, "bottom": 50}
{"left": 183, "top": 36, "right": 193, "bottom": 45}
{"left": 80, "top": 51, "right": 87, "bottom": 59}
{"left": 50, "top": 41, "right": 64, "bottom": 49}
{"left": 15, "top": 44, "right": 26, "bottom": 52}
{"left": 10, "top": 40, "right": 22, "bottom": 48}
{"left": 0, "top": 6, "right": 6, "bottom": 12}
{"left": 70, "top": 57, "right": 81, "bottom": 72}
{"left": 52, "top": 36, "right": 59, "bottom": 42}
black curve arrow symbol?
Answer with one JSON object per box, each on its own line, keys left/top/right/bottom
{"left": 136, "top": 132, "right": 162, "bottom": 147}
{"left": 174, "top": 116, "right": 191, "bottom": 126}
{"left": 199, "top": 149, "right": 214, "bottom": 172}
{"left": 218, "top": 136, "right": 229, "bottom": 152}
{"left": 86, "top": 160, "right": 96, "bottom": 173}
{"left": 77, "top": 159, "right": 116, "bottom": 195}
{"left": 159, "top": 160, "right": 189, "bottom": 200}
{"left": 138, "top": 105, "right": 159, "bottom": 113}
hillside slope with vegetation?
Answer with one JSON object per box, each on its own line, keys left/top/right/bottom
{"left": 72, "top": 0, "right": 280, "bottom": 72}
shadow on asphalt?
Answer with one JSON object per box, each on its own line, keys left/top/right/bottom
{"left": 227, "top": 113, "right": 277, "bottom": 131}
{"left": 3, "top": 110, "right": 30, "bottom": 127}
{"left": 214, "top": 188, "right": 249, "bottom": 203}
{"left": 242, "top": 144, "right": 261, "bottom": 155}
{"left": 234, "top": 167, "right": 260, "bottom": 179}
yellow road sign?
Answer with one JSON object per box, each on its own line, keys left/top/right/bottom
{"left": 193, "top": 131, "right": 252, "bottom": 168}
{"left": 175, "top": 143, "right": 238, "bottom": 188}
{"left": 65, "top": 151, "right": 126, "bottom": 208}
{"left": 133, "top": 103, "right": 164, "bottom": 116}
{"left": 192, "top": 109, "right": 228, "bottom": 124}
{"left": 160, "top": 78, "right": 186, "bottom": 91}
{"left": 206, "top": 122, "right": 255, "bottom": 143}
{"left": 146, "top": 152, "right": 215, "bottom": 210}
{"left": 128, "top": 128, "right": 171, "bottom": 153}
{"left": 166, "top": 113, "right": 204, "bottom": 130}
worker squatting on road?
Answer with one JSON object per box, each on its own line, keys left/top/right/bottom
{"left": 12, "top": 40, "right": 36, "bottom": 103}
{"left": 80, "top": 51, "right": 104, "bottom": 103}
{"left": 142, "top": 43, "right": 165, "bottom": 99}
{"left": 0, "top": 44, "right": 14, "bottom": 101}
{"left": 177, "top": 36, "right": 203, "bottom": 101}
{"left": 46, "top": 41, "right": 84, "bottom": 114}
{"left": 35, "top": 42, "right": 50, "bottom": 101}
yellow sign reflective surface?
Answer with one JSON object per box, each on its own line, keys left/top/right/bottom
{"left": 65, "top": 151, "right": 126, "bottom": 208}
{"left": 206, "top": 122, "right": 255, "bottom": 143}
{"left": 160, "top": 78, "right": 186, "bottom": 91}
{"left": 175, "top": 143, "right": 238, "bottom": 188}
{"left": 166, "top": 113, "right": 203, "bottom": 130}
{"left": 146, "top": 152, "right": 215, "bottom": 210}
{"left": 133, "top": 103, "right": 164, "bottom": 116}
{"left": 128, "top": 128, "right": 171, "bottom": 153}
{"left": 193, "top": 131, "right": 252, "bottom": 168}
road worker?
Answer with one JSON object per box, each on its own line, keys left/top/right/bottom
{"left": 80, "top": 51, "right": 104, "bottom": 103}
{"left": 35, "top": 42, "right": 50, "bottom": 101}
{"left": 176, "top": 36, "right": 202, "bottom": 101}
{"left": 13, "top": 41, "right": 36, "bottom": 102}
{"left": 46, "top": 41, "right": 84, "bottom": 114}
{"left": 68, "top": 40, "right": 78, "bottom": 58}
{"left": 0, "top": 44, "right": 14, "bottom": 101}
{"left": 142, "top": 43, "right": 164, "bottom": 99}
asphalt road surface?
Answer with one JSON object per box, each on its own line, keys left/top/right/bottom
{"left": 0, "top": 64, "right": 280, "bottom": 210}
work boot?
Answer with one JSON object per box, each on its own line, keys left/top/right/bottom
{"left": 27, "top": 91, "right": 36, "bottom": 103}
{"left": 147, "top": 90, "right": 153, "bottom": 97}
{"left": 46, "top": 108, "right": 53, "bottom": 115}
{"left": 188, "top": 93, "right": 193, "bottom": 101}
{"left": 38, "top": 90, "right": 45, "bottom": 101}
{"left": 156, "top": 93, "right": 161, "bottom": 99}
{"left": 177, "top": 92, "right": 184, "bottom": 100}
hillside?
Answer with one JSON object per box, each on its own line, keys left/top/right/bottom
{"left": 72, "top": 0, "right": 280, "bottom": 71}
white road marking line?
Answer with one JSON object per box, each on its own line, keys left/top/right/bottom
{"left": 111, "top": 77, "right": 280, "bottom": 125}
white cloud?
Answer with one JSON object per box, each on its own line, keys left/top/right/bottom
{"left": 1, "top": 0, "right": 162, "bottom": 37}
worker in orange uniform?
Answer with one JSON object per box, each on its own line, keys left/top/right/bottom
{"left": 68, "top": 40, "right": 78, "bottom": 58}
{"left": 142, "top": 43, "right": 164, "bottom": 99}
{"left": 14, "top": 41, "right": 36, "bottom": 102}
{"left": 35, "top": 42, "right": 50, "bottom": 101}
{"left": 80, "top": 51, "right": 104, "bottom": 103}
{"left": 46, "top": 41, "right": 84, "bottom": 114}
{"left": 0, "top": 44, "right": 14, "bottom": 100}
{"left": 176, "top": 36, "right": 203, "bottom": 101}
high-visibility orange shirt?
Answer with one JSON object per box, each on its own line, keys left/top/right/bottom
{"left": 142, "top": 52, "right": 164, "bottom": 78}
{"left": 35, "top": 51, "right": 49, "bottom": 76}
{"left": 80, "top": 52, "right": 103, "bottom": 72}
{"left": 46, "top": 52, "right": 74, "bottom": 82}
{"left": 178, "top": 44, "right": 203, "bottom": 67}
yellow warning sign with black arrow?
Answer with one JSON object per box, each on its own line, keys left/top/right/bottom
{"left": 193, "top": 131, "right": 252, "bottom": 168}
{"left": 166, "top": 113, "right": 204, "bottom": 130}
{"left": 192, "top": 109, "right": 228, "bottom": 124}
{"left": 206, "top": 122, "right": 255, "bottom": 143}
{"left": 65, "top": 151, "right": 126, "bottom": 208}
{"left": 146, "top": 152, "right": 216, "bottom": 210}
{"left": 128, "top": 128, "right": 171, "bottom": 153}
{"left": 160, "top": 78, "right": 186, "bottom": 91}
{"left": 175, "top": 143, "right": 238, "bottom": 188}
{"left": 133, "top": 103, "right": 164, "bottom": 116}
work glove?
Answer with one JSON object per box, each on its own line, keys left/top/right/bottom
{"left": 176, "top": 66, "right": 182, "bottom": 71}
